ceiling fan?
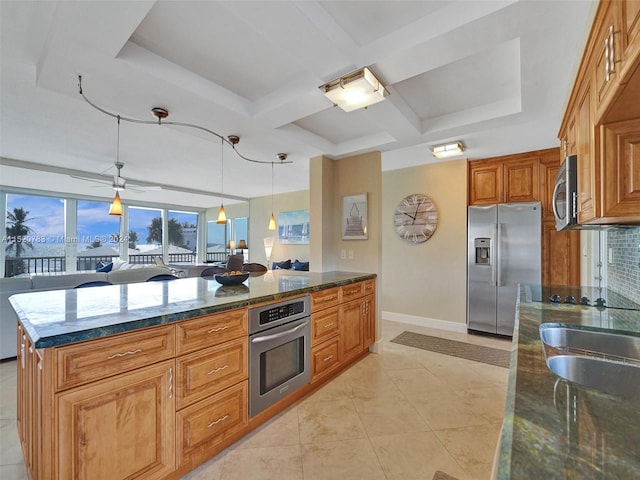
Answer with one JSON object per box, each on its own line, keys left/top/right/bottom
{"left": 71, "top": 161, "right": 162, "bottom": 193}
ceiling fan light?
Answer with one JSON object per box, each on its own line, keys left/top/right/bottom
{"left": 217, "top": 204, "right": 227, "bottom": 224}
{"left": 320, "top": 67, "right": 388, "bottom": 112}
{"left": 268, "top": 213, "right": 276, "bottom": 230}
{"left": 431, "top": 142, "right": 465, "bottom": 159}
{"left": 109, "top": 191, "right": 123, "bottom": 216}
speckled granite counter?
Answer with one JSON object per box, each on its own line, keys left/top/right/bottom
{"left": 496, "top": 285, "right": 640, "bottom": 479}
{"left": 9, "top": 270, "right": 375, "bottom": 349}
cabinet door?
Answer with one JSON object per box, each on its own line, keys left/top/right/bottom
{"left": 575, "top": 80, "right": 598, "bottom": 223}
{"left": 311, "top": 306, "right": 339, "bottom": 346}
{"left": 622, "top": 1, "right": 640, "bottom": 63}
{"left": 601, "top": 118, "right": 640, "bottom": 220}
{"left": 176, "top": 380, "right": 248, "bottom": 468}
{"left": 504, "top": 158, "right": 540, "bottom": 203}
{"left": 469, "top": 162, "right": 502, "bottom": 204}
{"left": 594, "top": 3, "right": 620, "bottom": 114}
{"left": 542, "top": 220, "right": 580, "bottom": 286}
{"left": 363, "top": 295, "right": 375, "bottom": 349}
{"left": 311, "top": 336, "right": 341, "bottom": 384}
{"left": 57, "top": 360, "right": 175, "bottom": 480}
{"left": 339, "top": 299, "right": 363, "bottom": 361}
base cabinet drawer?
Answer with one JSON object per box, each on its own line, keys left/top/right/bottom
{"left": 176, "top": 309, "right": 247, "bottom": 355}
{"left": 176, "top": 380, "right": 248, "bottom": 467}
{"left": 311, "top": 337, "right": 341, "bottom": 383}
{"left": 311, "top": 306, "right": 339, "bottom": 345}
{"left": 311, "top": 287, "right": 340, "bottom": 311}
{"left": 175, "top": 337, "right": 248, "bottom": 409}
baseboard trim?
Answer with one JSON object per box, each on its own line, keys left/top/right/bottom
{"left": 382, "top": 311, "right": 467, "bottom": 334}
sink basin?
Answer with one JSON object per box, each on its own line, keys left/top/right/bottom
{"left": 546, "top": 355, "right": 640, "bottom": 396}
{"left": 539, "top": 324, "right": 640, "bottom": 362}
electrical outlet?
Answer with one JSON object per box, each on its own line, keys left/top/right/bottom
{"left": 348, "top": 249, "right": 354, "bottom": 260}
{"left": 341, "top": 249, "right": 346, "bottom": 260}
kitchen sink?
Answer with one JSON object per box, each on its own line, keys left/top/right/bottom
{"left": 539, "top": 324, "right": 640, "bottom": 396}
{"left": 546, "top": 355, "right": 640, "bottom": 396}
{"left": 539, "top": 324, "right": 640, "bottom": 363}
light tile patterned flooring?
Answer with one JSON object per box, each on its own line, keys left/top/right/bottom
{"left": 0, "top": 320, "right": 511, "bottom": 480}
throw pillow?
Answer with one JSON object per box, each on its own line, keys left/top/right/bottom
{"left": 272, "top": 259, "right": 292, "bottom": 270}
{"left": 293, "top": 260, "right": 309, "bottom": 271}
{"left": 96, "top": 262, "right": 113, "bottom": 273}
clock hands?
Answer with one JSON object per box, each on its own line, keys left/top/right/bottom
{"left": 411, "top": 200, "right": 423, "bottom": 225}
{"left": 402, "top": 212, "right": 416, "bottom": 221}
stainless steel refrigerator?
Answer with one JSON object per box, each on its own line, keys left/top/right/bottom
{"left": 467, "top": 202, "right": 541, "bottom": 336}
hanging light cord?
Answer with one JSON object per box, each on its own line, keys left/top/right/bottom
{"left": 78, "top": 75, "right": 292, "bottom": 165}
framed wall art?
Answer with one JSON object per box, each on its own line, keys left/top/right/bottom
{"left": 278, "top": 210, "right": 310, "bottom": 244}
{"left": 342, "top": 193, "right": 368, "bottom": 240}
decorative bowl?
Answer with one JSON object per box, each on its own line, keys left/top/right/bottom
{"left": 213, "top": 272, "right": 250, "bottom": 286}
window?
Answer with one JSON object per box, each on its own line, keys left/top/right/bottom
{"left": 128, "top": 206, "right": 163, "bottom": 264}
{"left": 77, "top": 200, "right": 120, "bottom": 270}
{"left": 168, "top": 210, "right": 198, "bottom": 263}
{"left": 5, "top": 193, "right": 64, "bottom": 275}
{"left": 207, "top": 220, "right": 226, "bottom": 262}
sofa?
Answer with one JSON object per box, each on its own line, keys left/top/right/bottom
{"left": 0, "top": 262, "right": 177, "bottom": 359}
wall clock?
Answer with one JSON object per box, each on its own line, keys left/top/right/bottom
{"left": 393, "top": 194, "right": 438, "bottom": 243}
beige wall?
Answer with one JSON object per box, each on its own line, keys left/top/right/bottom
{"left": 382, "top": 159, "right": 468, "bottom": 326}
{"left": 248, "top": 190, "right": 310, "bottom": 267}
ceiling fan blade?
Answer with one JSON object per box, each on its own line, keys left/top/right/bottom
{"left": 70, "top": 175, "right": 111, "bottom": 186}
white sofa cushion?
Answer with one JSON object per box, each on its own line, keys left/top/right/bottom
{"left": 31, "top": 272, "right": 110, "bottom": 290}
{"left": 107, "top": 266, "right": 174, "bottom": 284}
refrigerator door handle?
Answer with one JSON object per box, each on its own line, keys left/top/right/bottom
{"left": 490, "top": 224, "right": 498, "bottom": 286}
{"left": 496, "top": 223, "right": 503, "bottom": 287}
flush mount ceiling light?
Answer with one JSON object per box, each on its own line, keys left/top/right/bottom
{"left": 320, "top": 67, "right": 389, "bottom": 112}
{"left": 431, "top": 142, "right": 465, "bottom": 159}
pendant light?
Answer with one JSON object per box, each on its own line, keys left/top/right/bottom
{"left": 109, "top": 116, "right": 123, "bottom": 216}
{"left": 268, "top": 161, "right": 276, "bottom": 230}
{"left": 217, "top": 137, "right": 226, "bottom": 224}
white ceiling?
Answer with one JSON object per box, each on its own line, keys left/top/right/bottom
{"left": 0, "top": 0, "right": 597, "bottom": 209}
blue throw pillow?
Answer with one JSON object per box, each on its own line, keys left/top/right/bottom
{"left": 96, "top": 262, "right": 113, "bottom": 273}
{"left": 293, "top": 260, "right": 309, "bottom": 271}
{"left": 272, "top": 259, "right": 292, "bottom": 270}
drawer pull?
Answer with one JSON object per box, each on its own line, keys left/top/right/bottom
{"left": 208, "top": 415, "right": 229, "bottom": 427}
{"left": 323, "top": 323, "right": 335, "bottom": 329}
{"left": 168, "top": 367, "right": 173, "bottom": 399}
{"left": 207, "top": 365, "right": 229, "bottom": 375}
{"left": 107, "top": 348, "right": 142, "bottom": 360}
{"left": 323, "top": 355, "right": 334, "bottom": 362}
{"left": 318, "top": 295, "right": 336, "bottom": 303}
{"left": 207, "top": 325, "right": 229, "bottom": 333}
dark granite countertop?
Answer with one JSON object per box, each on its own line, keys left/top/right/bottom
{"left": 9, "top": 270, "right": 375, "bottom": 349}
{"left": 496, "top": 285, "right": 640, "bottom": 479}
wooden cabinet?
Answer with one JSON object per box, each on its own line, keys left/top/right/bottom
{"left": 468, "top": 152, "right": 540, "bottom": 205}
{"left": 310, "top": 279, "right": 376, "bottom": 383}
{"left": 18, "top": 279, "right": 376, "bottom": 480}
{"left": 600, "top": 118, "right": 640, "bottom": 221}
{"left": 559, "top": 0, "right": 640, "bottom": 226}
{"left": 56, "top": 361, "right": 175, "bottom": 480}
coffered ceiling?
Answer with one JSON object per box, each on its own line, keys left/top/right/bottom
{"left": 0, "top": 0, "right": 596, "bottom": 208}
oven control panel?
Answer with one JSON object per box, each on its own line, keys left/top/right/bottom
{"left": 248, "top": 296, "right": 310, "bottom": 334}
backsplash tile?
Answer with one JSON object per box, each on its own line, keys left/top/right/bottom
{"left": 607, "top": 227, "right": 640, "bottom": 305}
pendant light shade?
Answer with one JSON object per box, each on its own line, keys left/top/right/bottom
{"left": 217, "top": 204, "right": 226, "bottom": 224}
{"left": 268, "top": 161, "right": 276, "bottom": 230}
{"left": 109, "top": 191, "right": 123, "bottom": 216}
{"left": 217, "top": 137, "right": 226, "bottom": 224}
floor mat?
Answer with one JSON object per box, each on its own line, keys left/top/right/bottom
{"left": 390, "top": 331, "right": 510, "bottom": 368}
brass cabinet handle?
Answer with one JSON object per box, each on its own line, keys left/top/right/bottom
{"left": 107, "top": 348, "right": 142, "bottom": 359}
{"left": 207, "top": 365, "right": 229, "bottom": 375}
{"left": 208, "top": 415, "right": 229, "bottom": 428}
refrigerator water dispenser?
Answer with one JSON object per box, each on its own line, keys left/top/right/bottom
{"left": 474, "top": 238, "right": 491, "bottom": 265}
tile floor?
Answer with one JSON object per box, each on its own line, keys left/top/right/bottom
{"left": 0, "top": 320, "right": 511, "bottom": 480}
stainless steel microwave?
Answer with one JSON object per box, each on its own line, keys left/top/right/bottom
{"left": 552, "top": 154, "right": 578, "bottom": 231}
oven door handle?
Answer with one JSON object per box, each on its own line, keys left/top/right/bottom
{"left": 250, "top": 319, "right": 310, "bottom": 343}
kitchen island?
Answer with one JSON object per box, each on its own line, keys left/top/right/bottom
{"left": 10, "top": 270, "right": 376, "bottom": 480}
{"left": 495, "top": 285, "right": 640, "bottom": 479}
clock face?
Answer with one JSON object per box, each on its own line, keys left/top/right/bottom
{"left": 393, "top": 194, "right": 438, "bottom": 243}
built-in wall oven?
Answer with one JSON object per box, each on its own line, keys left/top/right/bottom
{"left": 248, "top": 296, "right": 310, "bottom": 418}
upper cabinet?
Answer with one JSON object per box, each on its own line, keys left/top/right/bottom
{"left": 558, "top": 0, "right": 640, "bottom": 225}
{"left": 468, "top": 150, "right": 548, "bottom": 206}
